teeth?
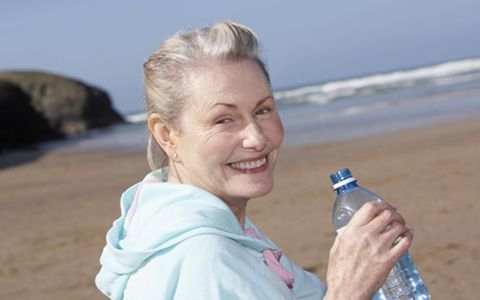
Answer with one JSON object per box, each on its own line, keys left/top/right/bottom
{"left": 229, "top": 157, "right": 266, "bottom": 170}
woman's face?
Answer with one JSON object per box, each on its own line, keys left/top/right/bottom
{"left": 172, "top": 59, "right": 284, "bottom": 205}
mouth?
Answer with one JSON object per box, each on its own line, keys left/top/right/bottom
{"left": 226, "top": 156, "right": 268, "bottom": 173}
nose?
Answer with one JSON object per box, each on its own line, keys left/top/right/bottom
{"left": 242, "top": 121, "right": 267, "bottom": 151}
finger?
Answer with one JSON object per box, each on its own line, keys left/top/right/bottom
{"left": 381, "top": 222, "right": 409, "bottom": 246}
{"left": 348, "top": 201, "right": 396, "bottom": 227}
{"left": 390, "top": 228, "right": 414, "bottom": 261}
{"left": 367, "top": 209, "right": 406, "bottom": 234}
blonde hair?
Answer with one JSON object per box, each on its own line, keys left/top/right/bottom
{"left": 143, "top": 20, "right": 270, "bottom": 170}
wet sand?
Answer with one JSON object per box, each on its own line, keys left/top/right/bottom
{"left": 1, "top": 117, "right": 479, "bottom": 299}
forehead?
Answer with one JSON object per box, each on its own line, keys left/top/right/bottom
{"left": 186, "top": 59, "right": 271, "bottom": 111}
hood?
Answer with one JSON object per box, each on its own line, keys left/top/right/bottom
{"left": 95, "top": 170, "right": 274, "bottom": 299}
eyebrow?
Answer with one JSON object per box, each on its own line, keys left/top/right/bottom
{"left": 212, "top": 95, "right": 274, "bottom": 109}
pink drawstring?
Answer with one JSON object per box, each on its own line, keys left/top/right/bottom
{"left": 262, "top": 249, "right": 295, "bottom": 289}
{"left": 124, "top": 184, "right": 143, "bottom": 232}
{"left": 125, "top": 179, "right": 161, "bottom": 234}
{"left": 245, "top": 228, "right": 295, "bottom": 289}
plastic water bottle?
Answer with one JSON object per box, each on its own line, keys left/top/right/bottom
{"left": 330, "top": 168, "right": 430, "bottom": 300}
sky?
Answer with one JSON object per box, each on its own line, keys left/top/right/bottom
{"left": 1, "top": 0, "right": 480, "bottom": 114}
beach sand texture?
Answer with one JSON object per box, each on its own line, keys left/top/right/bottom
{"left": 0, "top": 117, "right": 479, "bottom": 300}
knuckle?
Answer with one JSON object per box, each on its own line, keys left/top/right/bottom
{"left": 390, "top": 223, "right": 406, "bottom": 236}
{"left": 363, "top": 201, "right": 378, "bottom": 211}
{"left": 390, "top": 222, "right": 403, "bottom": 231}
{"left": 382, "top": 209, "right": 393, "bottom": 220}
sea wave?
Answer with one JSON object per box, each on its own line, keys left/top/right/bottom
{"left": 125, "top": 112, "right": 148, "bottom": 123}
{"left": 274, "top": 57, "right": 480, "bottom": 105}
{"left": 126, "top": 57, "right": 480, "bottom": 123}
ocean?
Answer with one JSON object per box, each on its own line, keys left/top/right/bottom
{"left": 41, "top": 57, "right": 480, "bottom": 152}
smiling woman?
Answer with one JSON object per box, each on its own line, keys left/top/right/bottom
{"left": 157, "top": 60, "right": 284, "bottom": 225}
{"left": 95, "top": 20, "right": 414, "bottom": 300}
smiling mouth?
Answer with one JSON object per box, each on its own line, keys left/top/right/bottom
{"left": 227, "top": 157, "right": 267, "bottom": 170}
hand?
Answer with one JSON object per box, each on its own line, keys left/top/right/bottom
{"left": 324, "top": 201, "right": 414, "bottom": 300}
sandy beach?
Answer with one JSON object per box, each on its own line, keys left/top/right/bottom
{"left": 1, "top": 117, "right": 479, "bottom": 300}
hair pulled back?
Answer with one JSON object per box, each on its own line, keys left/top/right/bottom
{"left": 143, "top": 20, "right": 270, "bottom": 170}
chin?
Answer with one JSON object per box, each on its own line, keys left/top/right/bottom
{"left": 237, "top": 180, "right": 274, "bottom": 199}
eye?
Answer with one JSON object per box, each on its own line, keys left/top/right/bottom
{"left": 215, "top": 117, "right": 233, "bottom": 125}
{"left": 255, "top": 106, "right": 272, "bottom": 117}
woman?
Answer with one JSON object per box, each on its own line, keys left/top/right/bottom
{"left": 96, "top": 21, "right": 412, "bottom": 299}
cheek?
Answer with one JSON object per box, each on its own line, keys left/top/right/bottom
{"left": 266, "top": 116, "right": 284, "bottom": 146}
{"left": 197, "top": 131, "right": 238, "bottom": 163}
{"left": 184, "top": 126, "right": 219, "bottom": 153}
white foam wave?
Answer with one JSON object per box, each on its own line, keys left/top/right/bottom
{"left": 125, "top": 112, "right": 147, "bottom": 123}
{"left": 274, "top": 57, "right": 480, "bottom": 105}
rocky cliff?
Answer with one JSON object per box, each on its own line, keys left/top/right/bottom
{"left": 0, "top": 71, "right": 124, "bottom": 149}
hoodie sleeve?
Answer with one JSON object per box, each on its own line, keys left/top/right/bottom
{"left": 123, "top": 234, "right": 296, "bottom": 300}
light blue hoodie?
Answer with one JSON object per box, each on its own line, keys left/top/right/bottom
{"left": 96, "top": 170, "right": 326, "bottom": 299}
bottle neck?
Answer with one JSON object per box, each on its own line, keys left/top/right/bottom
{"left": 335, "top": 181, "right": 358, "bottom": 194}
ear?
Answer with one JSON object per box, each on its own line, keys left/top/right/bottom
{"left": 148, "top": 113, "right": 178, "bottom": 158}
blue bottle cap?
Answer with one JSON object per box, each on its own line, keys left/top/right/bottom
{"left": 330, "top": 168, "right": 352, "bottom": 184}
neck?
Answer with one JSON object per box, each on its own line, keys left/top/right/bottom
{"left": 167, "top": 163, "right": 249, "bottom": 229}
{"left": 221, "top": 197, "right": 248, "bottom": 229}
{"left": 167, "top": 161, "right": 183, "bottom": 183}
